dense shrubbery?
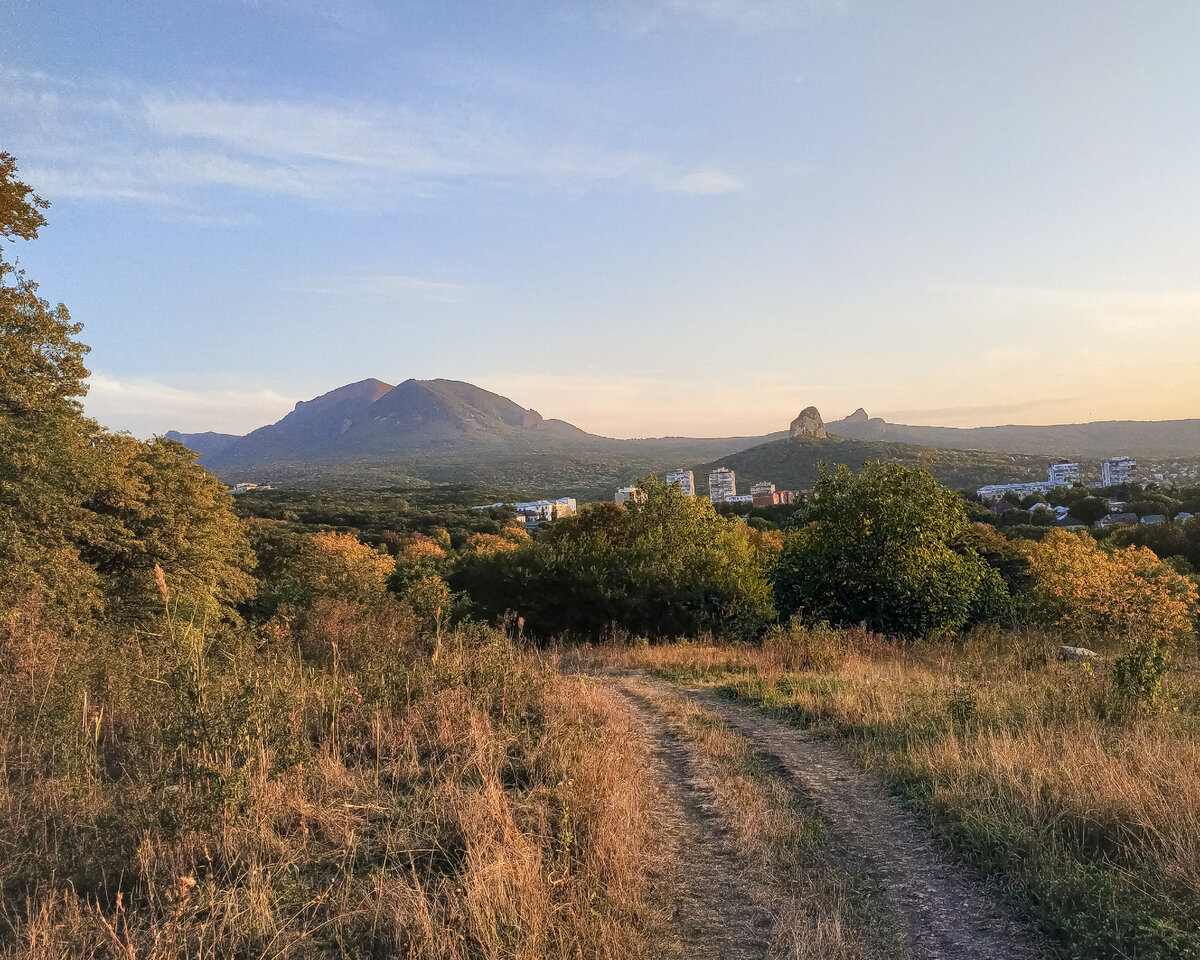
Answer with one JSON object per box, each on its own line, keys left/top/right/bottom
{"left": 453, "top": 477, "right": 777, "bottom": 641}
{"left": 773, "top": 463, "right": 1008, "bottom": 637}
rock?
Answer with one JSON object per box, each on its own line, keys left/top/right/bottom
{"left": 1057, "top": 645, "right": 1101, "bottom": 662}
{"left": 790, "top": 406, "right": 827, "bottom": 440}
{"left": 847, "top": 407, "right": 869, "bottom": 423}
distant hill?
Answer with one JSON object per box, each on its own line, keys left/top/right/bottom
{"left": 164, "top": 430, "right": 241, "bottom": 459}
{"left": 826, "top": 408, "right": 1200, "bottom": 459}
{"left": 181, "top": 378, "right": 784, "bottom": 499}
{"left": 695, "top": 434, "right": 1050, "bottom": 496}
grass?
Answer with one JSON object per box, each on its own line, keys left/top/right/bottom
{"left": 576, "top": 627, "right": 1200, "bottom": 960}
{"left": 623, "top": 678, "right": 906, "bottom": 959}
{"left": 0, "top": 595, "right": 669, "bottom": 959}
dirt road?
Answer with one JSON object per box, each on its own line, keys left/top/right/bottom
{"left": 599, "top": 671, "right": 1044, "bottom": 960}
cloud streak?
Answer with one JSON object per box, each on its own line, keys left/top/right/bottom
{"left": 2, "top": 71, "right": 745, "bottom": 207}
{"left": 85, "top": 374, "right": 297, "bottom": 436}
{"left": 293, "top": 273, "right": 467, "bottom": 304}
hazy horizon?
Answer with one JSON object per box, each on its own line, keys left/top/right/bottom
{"left": 4, "top": 1, "right": 1199, "bottom": 438}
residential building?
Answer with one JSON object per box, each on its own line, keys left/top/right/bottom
{"left": 1140, "top": 514, "right": 1167, "bottom": 525}
{"left": 1048, "top": 460, "right": 1080, "bottom": 486}
{"left": 725, "top": 494, "right": 754, "bottom": 506}
{"left": 512, "top": 497, "right": 577, "bottom": 522}
{"left": 977, "top": 481, "right": 1054, "bottom": 503}
{"left": 664, "top": 469, "right": 695, "bottom": 496}
{"left": 615, "top": 486, "right": 646, "bottom": 505}
{"left": 708, "top": 467, "right": 736, "bottom": 504}
{"left": 1102, "top": 456, "right": 1137, "bottom": 486}
{"left": 750, "top": 481, "right": 777, "bottom": 508}
{"left": 1096, "top": 512, "right": 1139, "bottom": 528}
{"left": 777, "top": 490, "right": 797, "bottom": 506}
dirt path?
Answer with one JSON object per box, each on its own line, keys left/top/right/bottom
{"left": 614, "top": 679, "right": 774, "bottom": 959}
{"left": 624, "top": 673, "right": 1045, "bottom": 960}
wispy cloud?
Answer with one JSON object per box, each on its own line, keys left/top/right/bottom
{"left": 606, "top": 0, "right": 850, "bottom": 33}
{"left": 2, "top": 70, "right": 745, "bottom": 207}
{"left": 882, "top": 398, "right": 1078, "bottom": 426}
{"left": 293, "top": 273, "right": 466, "bottom": 304}
{"left": 85, "top": 373, "right": 297, "bottom": 436}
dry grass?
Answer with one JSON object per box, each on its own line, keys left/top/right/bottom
{"left": 0, "top": 601, "right": 668, "bottom": 959}
{"left": 581, "top": 627, "right": 1200, "bottom": 959}
{"left": 626, "top": 679, "right": 905, "bottom": 960}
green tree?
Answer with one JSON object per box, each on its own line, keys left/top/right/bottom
{"left": 773, "top": 463, "right": 1006, "bottom": 637}
{"left": 0, "top": 154, "right": 102, "bottom": 620}
{"left": 1071, "top": 496, "right": 1111, "bottom": 525}
{"left": 82, "top": 435, "right": 257, "bottom": 623}
{"left": 452, "top": 477, "right": 775, "bottom": 641}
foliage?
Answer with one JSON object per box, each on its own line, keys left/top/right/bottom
{"left": 1022, "top": 529, "right": 1198, "bottom": 647}
{"left": 1111, "top": 636, "right": 1171, "bottom": 713}
{"left": 453, "top": 477, "right": 776, "bottom": 641}
{"left": 0, "top": 154, "right": 254, "bottom": 629}
{"left": 279, "top": 530, "right": 395, "bottom": 605}
{"left": 82, "top": 435, "right": 256, "bottom": 623}
{"left": 773, "top": 463, "right": 1007, "bottom": 637}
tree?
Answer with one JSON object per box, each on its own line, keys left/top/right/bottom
{"left": 283, "top": 531, "right": 394, "bottom": 605}
{"left": 82, "top": 436, "right": 257, "bottom": 623}
{"left": 773, "top": 463, "right": 1006, "bottom": 637}
{"left": 0, "top": 155, "right": 101, "bottom": 620}
{"left": 1023, "top": 530, "right": 1197, "bottom": 647}
{"left": 452, "top": 477, "right": 775, "bottom": 641}
{"left": 1071, "top": 496, "right": 1111, "bottom": 525}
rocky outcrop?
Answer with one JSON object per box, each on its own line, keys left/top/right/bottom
{"left": 847, "top": 407, "right": 869, "bottom": 423}
{"left": 790, "top": 406, "right": 827, "bottom": 440}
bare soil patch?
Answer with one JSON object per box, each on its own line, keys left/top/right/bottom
{"left": 648, "top": 676, "right": 1046, "bottom": 960}
{"left": 612, "top": 680, "right": 775, "bottom": 959}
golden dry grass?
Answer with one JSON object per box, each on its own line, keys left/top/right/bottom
{"left": 0, "top": 603, "right": 668, "bottom": 959}
{"left": 577, "top": 628, "right": 1200, "bottom": 959}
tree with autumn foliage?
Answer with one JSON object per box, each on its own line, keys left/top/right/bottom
{"left": 1022, "top": 529, "right": 1198, "bottom": 648}
{"left": 282, "top": 531, "right": 394, "bottom": 605}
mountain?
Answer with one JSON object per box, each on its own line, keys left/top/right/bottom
{"left": 186, "top": 378, "right": 783, "bottom": 498}
{"left": 695, "top": 433, "right": 1050, "bottom": 496}
{"left": 164, "top": 430, "right": 241, "bottom": 459}
{"left": 825, "top": 410, "right": 1200, "bottom": 460}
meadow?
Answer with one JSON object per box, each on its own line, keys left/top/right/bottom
{"left": 576, "top": 625, "right": 1200, "bottom": 959}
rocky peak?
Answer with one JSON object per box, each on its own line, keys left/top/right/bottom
{"left": 790, "top": 406, "right": 827, "bottom": 440}
{"left": 847, "top": 407, "right": 869, "bottom": 423}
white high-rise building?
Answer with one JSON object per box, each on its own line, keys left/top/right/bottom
{"left": 708, "top": 467, "right": 736, "bottom": 504}
{"left": 615, "top": 486, "right": 645, "bottom": 505}
{"left": 1102, "top": 456, "right": 1137, "bottom": 486}
{"left": 1048, "top": 460, "right": 1080, "bottom": 486}
{"left": 664, "top": 469, "right": 695, "bottom": 496}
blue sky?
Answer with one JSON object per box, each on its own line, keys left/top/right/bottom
{"left": 3, "top": 0, "right": 1199, "bottom": 438}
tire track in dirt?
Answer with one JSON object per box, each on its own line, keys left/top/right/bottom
{"left": 608, "top": 681, "right": 774, "bottom": 960}
{"left": 642, "top": 676, "right": 1046, "bottom": 960}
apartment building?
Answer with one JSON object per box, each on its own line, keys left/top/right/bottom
{"left": 664, "top": 469, "right": 695, "bottom": 496}
{"left": 708, "top": 467, "right": 736, "bottom": 504}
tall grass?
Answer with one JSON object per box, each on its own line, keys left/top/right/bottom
{"left": 0, "top": 596, "right": 664, "bottom": 958}
{"left": 580, "top": 626, "right": 1200, "bottom": 959}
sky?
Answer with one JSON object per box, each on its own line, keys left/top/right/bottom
{"left": 3, "top": 0, "right": 1199, "bottom": 439}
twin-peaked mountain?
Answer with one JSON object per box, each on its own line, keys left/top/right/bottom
{"left": 180, "top": 378, "right": 589, "bottom": 468}
{"left": 168, "top": 378, "right": 778, "bottom": 488}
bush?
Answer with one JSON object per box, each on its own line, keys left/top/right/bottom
{"left": 773, "top": 463, "right": 1008, "bottom": 638}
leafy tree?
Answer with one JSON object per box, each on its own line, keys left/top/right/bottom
{"left": 773, "top": 463, "right": 1007, "bottom": 637}
{"left": 82, "top": 435, "right": 257, "bottom": 623}
{"left": 452, "top": 477, "right": 775, "bottom": 641}
{"left": 1023, "top": 530, "right": 1197, "bottom": 647}
{"left": 283, "top": 531, "right": 394, "bottom": 605}
{"left": 0, "top": 155, "right": 101, "bottom": 620}
{"left": 1071, "top": 497, "right": 1111, "bottom": 525}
